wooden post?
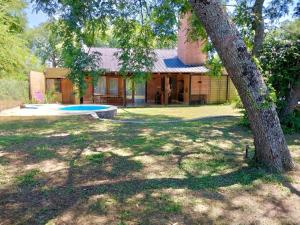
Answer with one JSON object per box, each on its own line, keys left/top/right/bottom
{"left": 164, "top": 75, "right": 169, "bottom": 105}
{"left": 123, "top": 78, "right": 127, "bottom": 107}
{"left": 132, "top": 80, "right": 135, "bottom": 105}
{"left": 226, "top": 75, "right": 229, "bottom": 101}
{"left": 106, "top": 76, "right": 109, "bottom": 95}
{"left": 145, "top": 81, "right": 148, "bottom": 104}
{"left": 189, "top": 74, "right": 192, "bottom": 105}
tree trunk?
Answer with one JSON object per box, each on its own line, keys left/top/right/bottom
{"left": 280, "top": 80, "right": 300, "bottom": 118}
{"left": 189, "top": 0, "right": 294, "bottom": 172}
{"left": 252, "top": 0, "right": 265, "bottom": 57}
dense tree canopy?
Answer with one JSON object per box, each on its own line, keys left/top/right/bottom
{"left": 231, "top": 0, "right": 294, "bottom": 56}
{"left": 260, "top": 20, "right": 300, "bottom": 128}
{"left": 26, "top": 21, "right": 63, "bottom": 67}
{"left": 0, "top": 0, "right": 40, "bottom": 79}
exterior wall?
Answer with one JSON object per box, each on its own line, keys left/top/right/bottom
{"left": 44, "top": 68, "right": 69, "bottom": 79}
{"left": 228, "top": 79, "right": 238, "bottom": 101}
{"left": 183, "top": 75, "right": 190, "bottom": 104}
{"left": 190, "top": 74, "right": 237, "bottom": 104}
{"left": 146, "top": 74, "right": 190, "bottom": 105}
{"left": 35, "top": 68, "right": 238, "bottom": 106}
{"left": 92, "top": 74, "right": 125, "bottom": 105}
{"left": 61, "top": 79, "right": 75, "bottom": 104}
{"left": 190, "top": 75, "right": 209, "bottom": 103}
{"left": 83, "top": 76, "right": 94, "bottom": 103}
{"left": 208, "top": 75, "right": 237, "bottom": 104}
{"left": 177, "top": 12, "right": 207, "bottom": 65}
{"left": 29, "top": 71, "right": 45, "bottom": 103}
{"left": 146, "top": 74, "right": 162, "bottom": 104}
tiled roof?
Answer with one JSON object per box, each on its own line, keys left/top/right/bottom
{"left": 89, "top": 47, "right": 209, "bottom": 74}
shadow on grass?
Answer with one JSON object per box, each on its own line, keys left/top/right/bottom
{"left": 0, "top": 166, "right": 289, "bottom": 225}
{"left": 0, "top": 115, "right": 298, "bottom": 224}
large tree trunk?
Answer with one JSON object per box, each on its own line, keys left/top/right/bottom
{"left": 280, "top": 80, "right": 300, "bottom": 118}
{"left": 252, "top": 0, "right": 265, "bottom": 57}
{"left": 189, "top": 0, "right": 294, "bottom": 172}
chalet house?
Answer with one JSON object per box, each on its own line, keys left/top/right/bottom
{"left": 29, "top": 14, "right": 237, "bottom": 106}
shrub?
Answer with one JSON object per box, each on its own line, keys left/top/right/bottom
{"left": 280, "top": 110, "right": 300, "bottom": 133}
{"left": 0, "top": 78, "right": 29, "bottom": 110}
{"left": 0, "top": 79, "right": 28, "bottom": 101}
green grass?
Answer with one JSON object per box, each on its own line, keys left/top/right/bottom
{"left": 31, "top": 145, "right": 56, "bottom": 160}
{"left": 0, "top": 108, "right": 299, "bottom": 225}
{"left": 86, "top": 153, "right": 106, "bottom": 164}
{"left": 16, "top": 169, "right": 41, "bottom": 187}
{"left": 0, "top": 156, "right": 9, "bottom": 165}
{"left": 115, "top": 105, "right": 241, "bottom": 121}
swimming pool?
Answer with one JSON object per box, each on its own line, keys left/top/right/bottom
{"left": 59, "top": 104, "right": 117, "bottom": 118}
{"left": 0, "top": 104, "right": 117, "bottom": 118}
{"left": 59, "top": 105, "right": 110, "bottom": 111}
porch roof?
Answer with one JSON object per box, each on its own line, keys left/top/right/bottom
{"left": 89, "top": 47, "right": 209, "bottom": 74}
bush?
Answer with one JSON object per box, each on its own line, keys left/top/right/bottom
{"left": 280, "top": 110, "right": 300, "bottom": 134}
{"left": 232, "top": 95, "right": 244, "bottom": 109}
{"left": 0, "top": 79, "right": 29, "bottom": 110}
{"left": 0, "top": 79, "right": 29, "bottom": 101}
{"left": 233, "top": 95, "right": 300, "bottom": 133}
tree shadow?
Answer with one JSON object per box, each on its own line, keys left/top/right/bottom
{"left": 0, "top": 166, "right": 273, "bottom": 225}
{"left": 0, "top": 115, "right": 298, "bottom": 224}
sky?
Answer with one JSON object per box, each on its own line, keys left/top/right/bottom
{"left": 25, "top": 2, "right": 49, "bottom": 28}
{"left": 25, "top": 1, "right": 298, "bottom": 28}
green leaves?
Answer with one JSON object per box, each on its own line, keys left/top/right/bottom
{"left": 206, "top": 55, "right": 223, "bottom": 77}
{"left": 259, "top": 20, "right": 300, "bottom": 114}
{"left": 0, "top": 0, "right": 40, "bottom": 79}
{"left": 31, "top": 0, "right": 188, "bottom": 84}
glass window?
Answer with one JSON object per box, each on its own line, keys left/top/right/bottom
{"left": 46, "top": 79, "right": 61, "bottom": 93}
{"left": 135, "top": 82, "right": 145, "bottom": 97}
{"left": 94, "top": 76, "right": 106, "bottom": 95}
{"left": 135, "top": 82, "right": 145, "bottom": 104}
{"left": 109, "top": 78, "right": 118, "bottom": 96}
{"left": 126, "top": 79, "right": 133, "bottom": 99}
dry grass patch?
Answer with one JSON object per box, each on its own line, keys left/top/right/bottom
{"left": 0, "top": 114, "right": 299, "bottom": 225}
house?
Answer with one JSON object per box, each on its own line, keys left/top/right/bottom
{"left": 29, "top": 14, "right": 237, "bottom": 106}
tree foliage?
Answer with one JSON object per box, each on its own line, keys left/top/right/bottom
{"left": 260, "top": 20, "right": 300, "bottom": 122}
{"left": 232, "top": 0, "right": 295, "bottom": 56}
{"left": 26, "top": 21, "right": 63, "bottom": 67}
{"left": 0, "top": 0, "right": 40, "bottom": 79}
{"left": 31, "top": 0, "right": 190, "bottom": 96}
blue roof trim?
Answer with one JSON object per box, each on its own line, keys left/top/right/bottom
{"left": 163, "top": 57, "right": 202, "bottom": 68}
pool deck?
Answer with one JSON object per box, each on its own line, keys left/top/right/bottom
{"left": 0, "top": 104, "right": 110, "bottom": 117}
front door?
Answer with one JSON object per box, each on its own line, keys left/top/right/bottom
{"left": 61, "top": 79, "right": 74, "bottom": 104}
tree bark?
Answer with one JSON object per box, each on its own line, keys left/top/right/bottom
{"left": 280, "top": 80, "right": 300, "bottom": 118}
{"left": 189, "top": 0, "right": 294, "bottom": 172}
{"left": 252, "top": 0, "right": 265, "bottom": 57}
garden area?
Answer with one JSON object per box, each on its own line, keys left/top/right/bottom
{"left": 1, "top": 0, "right": 300, "bottom": 224}
{"left": 0, "top": 111, "right": 299, "bottom": 224}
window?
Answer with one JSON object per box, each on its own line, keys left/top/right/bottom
{"left": 135, "top": 82, "right": 145, "bottom": 96}
{"left": 46, "top": 79, "right": 61, "bottom": 93}
{"left": 109, "top": 78, "right": 118, "bottom": 96}
{"left": 125, "top": 80, "right": 145, "bottom": 104}
{"left": 126, "top": 79, "right": 132, "bottom": 100}
{"left": 94, "top": 77, "right": 106, "bottom": 95}
{"left": 134, "top": 82, "right": 145, "bottom": 104}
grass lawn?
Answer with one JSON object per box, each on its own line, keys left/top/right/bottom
{"left": 115, "top": 105, "right": 241, "bottom": 121}
{"left": 0, "top": 107, "right": 299, "bottom": 225}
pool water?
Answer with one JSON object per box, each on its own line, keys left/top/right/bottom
{"left": 59, "top": 105, "right": 109, "bottom": 111}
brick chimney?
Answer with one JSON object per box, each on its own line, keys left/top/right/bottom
{"left": 177, "top": 12, "right": 207, "bottom": 66}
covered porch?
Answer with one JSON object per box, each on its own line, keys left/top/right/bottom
{"left": 83, "top": 73, "right": 146, "bottom": 106}
{"left": 84, "top": 73, "right": 194, "bottom": 106}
